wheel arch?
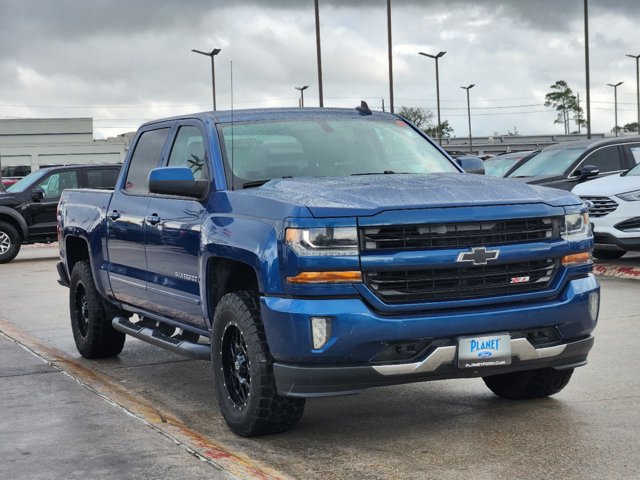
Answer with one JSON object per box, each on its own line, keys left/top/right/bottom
{"left": 0, "top": 207, "right": 28, "bottom": 240}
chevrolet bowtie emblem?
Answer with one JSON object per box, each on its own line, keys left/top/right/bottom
{"left": 456, "top": 247, "right": 500, "bottom": 266}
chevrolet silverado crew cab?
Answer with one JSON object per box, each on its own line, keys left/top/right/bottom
{"left": 57, "top": 107, "right": 599, "bottom": 436}
{"left": 0, "top": 164, "right": 120, "bottom": 263}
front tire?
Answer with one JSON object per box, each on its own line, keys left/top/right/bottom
{"left": 593, "top": 249, "right": 625, "bottom": 260}
{"left": 70, "top": 260, "right": 125, "bottom": 358}
{"left": 0, "top": 221, "right": 22, "bottom": 264}
{"left": 483, "top": 367, "right": 574, "bottom": 400}
{"left": 211, "top": 291, "right": 305, "bottom": 436}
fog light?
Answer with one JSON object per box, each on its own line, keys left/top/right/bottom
{"left": 589, "top": 291, "right": 600, "bottom": 322}
{"left": 311, "top": 316, "right": 332, "bottom": 350}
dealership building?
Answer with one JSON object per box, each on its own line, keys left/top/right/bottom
{"left": 0, "top": 118, "right": 133, "bottom": 177}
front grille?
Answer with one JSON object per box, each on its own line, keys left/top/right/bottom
{"left": 615, "top": 217, "right": 640, "bottom": 232}
{"left": 360, "top": 218, "right": 558, "bottom": 251}
{"left": 580, "top": 196, "right": 618, "bottom": 217}
{"left": 364, "top": 259, "right": 559, "bottom": 304}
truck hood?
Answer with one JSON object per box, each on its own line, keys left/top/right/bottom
{"left": 248, "top": 173, "right": 581, "bottom": 217}
{"left": 572, "top": 172, "right": 640, "bottom": 196}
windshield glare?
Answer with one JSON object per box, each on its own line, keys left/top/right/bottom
{"left": 6, "top": 170, "right": 48, "bottom": 193}
{"left": 507, "top": 146, "right": 586, "bottom": 177}
{"left": 217, "top": 118, "right": 458, "bottom": 188}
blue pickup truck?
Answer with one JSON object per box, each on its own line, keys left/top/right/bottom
{"left": 57, "top": 107, "right": 599, "bottom": 436}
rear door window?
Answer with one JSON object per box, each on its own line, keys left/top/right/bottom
{"left": 581, "top": 145, "right": 624, "bottom": 173}
{"left": 86, "top": 168, "right": 120, "bottom": 189}
{"left": 124, "top": 128, "right": 170, "bottom": 194}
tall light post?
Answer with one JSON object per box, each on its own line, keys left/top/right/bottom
{"left": 584, "top": 0, "right": 591, "bottom": 138}
{"left": 191, "top": 48, "right": 221, "bottom": 111}
{"left": 295, "top": 85, "right": 309, "bottom": 107}
{"left": 419, "top": 51, "right": 446, "bottom": 145}
{"left": 460, "top": 84, "right": 475, "bottom": 153}
{"left": 626, "top": 54, "right": 640, "bottom": 133}
{"left": 387, "top": 0, "right": 394, "bottom": 113}
{"left": 607, "top": 81, "right": 623, "bottom": 136}
{"left": 314, "top": 0, "right": 324, "bottom": 107}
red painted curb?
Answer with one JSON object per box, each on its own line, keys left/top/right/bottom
{"left": 593, "top": 264, "right": 640, "bottom": 280}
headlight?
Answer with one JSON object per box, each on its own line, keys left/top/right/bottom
{"left": 561, "top": 212, "right": 592, "bottom": 242}
{"left": 617, "top": 189, "right": 640, "bottom": 202}
{"left": 285, "top": 227, "right": 358, "bottom": 256}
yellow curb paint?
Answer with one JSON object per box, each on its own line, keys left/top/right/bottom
{"left": 0, "top": 317, "right": 292, "bottom": 480}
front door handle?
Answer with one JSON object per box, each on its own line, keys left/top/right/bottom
{"left": 145, "top": 214, "right": 161, "bottom": 226}
{"left": 108, "top": 210, "right": 121, "bottom": 220}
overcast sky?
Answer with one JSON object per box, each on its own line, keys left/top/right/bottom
{"left": 1, "top": 0, "right": 639, "bottom": 139}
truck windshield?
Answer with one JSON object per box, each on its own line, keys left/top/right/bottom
{"left": 507, "top": 146, "right": 586, "bottom": 177}
{"left": 217, "top": 118, "right": 458, "bottom": 189}
{"left": 6, "top": 170, "right": 48, "bottom": 193}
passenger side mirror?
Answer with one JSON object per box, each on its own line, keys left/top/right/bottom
{"left": 31, "top": 187, "right": 45, "bottom": 201}
{"left": 576, "top": 164, "right": 600, "bottom": 182}
{"left": 148, "top": 167, "right": 209, "bottom": 198}
{"left": 455, "top": 156, "right": 485, "bottom": 175}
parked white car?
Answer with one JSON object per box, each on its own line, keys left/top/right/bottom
{"left": 573, "top": 163, "right": 640, "bottom": 259}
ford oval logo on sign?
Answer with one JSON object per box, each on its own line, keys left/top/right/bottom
{"left": 477, "top": 351, "right": 493, "bottom": 358}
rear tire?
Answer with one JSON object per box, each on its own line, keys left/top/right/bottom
{"left": 0, "top": 221, "right": 21, "bottom": 264}
{"left": 593, "top": 249, "right": 625, "bottom": 260}
{"left": 70, "top": 260, "right": 125, "bottom": 358}
{"left": 211, "top": 291, "right": 305, "bottom": 436}
{"left": 483, "top": 367, "right": 574, "bottom": 400}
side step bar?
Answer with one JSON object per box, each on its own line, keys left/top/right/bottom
{"left": 112, "top": 316, "right": 210, "bottom": 360}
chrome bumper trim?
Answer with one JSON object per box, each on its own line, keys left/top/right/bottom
{"left": 372, "top": 338, "right": 568, "bottom": 376}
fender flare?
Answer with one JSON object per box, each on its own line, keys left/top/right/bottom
{"left": 0, "top": 206, "right": 28, "bottom": 239}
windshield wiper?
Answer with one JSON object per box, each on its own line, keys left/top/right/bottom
{"left": 352, "top": 170, "right": 402, "bottom": 175}
{"left": 242, "top": 176, "right": 293, "bottom": 189}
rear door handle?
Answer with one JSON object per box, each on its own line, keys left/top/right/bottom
{"left": 145, "top": 214, "right": 161, "bottom": 226}
{"left": 108, "top": 210, "right": 120, "bottom": 220}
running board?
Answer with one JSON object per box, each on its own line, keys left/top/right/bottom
{"left": 112, "top": 316, "right": 210, "bottom": 360}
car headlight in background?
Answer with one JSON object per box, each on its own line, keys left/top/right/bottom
{"left": 617, "top": 189, "right": 640, "bottom": 202}
{"left": 286, "top": 227, "right": 358, "bottom": 256}
{"left": 561, "top": 212, "right": 592, "bottom": 242}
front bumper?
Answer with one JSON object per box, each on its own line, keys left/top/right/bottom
{"left": 274, "top": 335, "right": 594, "bottom": 397}
{"left": 261, "top": 274, "right": 599, "bottom": 397}
{"left": 590, "top": 198, "right": 640, "bottom": 251}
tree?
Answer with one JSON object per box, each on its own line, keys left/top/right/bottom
{"left": 624, "top": 122, "right": 640, "bottom": 133}
{"left": 544, "top": 80, "right": 581, "bottom": 134}
{"left": 425, "top": 120, "right": 454, "bottom": 139}
{"left": 397, "top": 107, "right": 433, "bottom": 129}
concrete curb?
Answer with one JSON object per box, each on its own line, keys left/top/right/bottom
{"left": 593, "top": 264, "right": 640, "bottom": 281}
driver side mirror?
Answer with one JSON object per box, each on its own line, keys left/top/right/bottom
{"left": 575, "top": 164, "right": 600, "bottom": 182}
{"left": 455, "top": 156, "right": 485, "bottom": 175}
{"left": 148, "top": 167, "right": 209, "bottom": 198}
{"left": 31, "top": 187, "right": 45, "bottom": 201}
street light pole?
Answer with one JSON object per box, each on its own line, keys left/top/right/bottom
{"left": 419, "top": 51, "right": 446, "bottom": 145}
{"left": 387, "top": 0, "right": 394, "bottom": 113}
{"left": 607, "top": 82, "right": 623, "bottom": 137}
{"left": 584, "top": 0, "right": 591, "bottom": 139}
{"left": 461, "top": 84, "right": 475, "bottom": 153}
{"left": 295, "top": 85, "right": 309, "bottom": 107}
{"left": 626, "top": 54, "right": 640, "bottom": 133}
{"left": 191, "top": 48, "right": 222, "bottom": 111}
{"left": 314, "top": 0, "right": 324, "bottom": 107}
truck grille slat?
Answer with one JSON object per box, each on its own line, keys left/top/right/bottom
{"left": 580, "top": 196, "right": 618, "bottom": 217}
{"left": 364, "top": 259, "right": 558, "bottom": 304}
{"left": 361, "top": 218, "right": 558, "bottom": 251}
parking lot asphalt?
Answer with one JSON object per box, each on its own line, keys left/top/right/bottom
{"left": 1, "top": 245, "right": 640, "bottom": 479}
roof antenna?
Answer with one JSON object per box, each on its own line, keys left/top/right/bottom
{"left": 356, "top": 100, "right": 372, "bottom": 115}
{"left": 230, "top": 60, "right": 235, "bottom": 190}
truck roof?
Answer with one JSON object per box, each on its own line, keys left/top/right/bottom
{"left": 141, "top": 107, "right": 397, "bottom": 128}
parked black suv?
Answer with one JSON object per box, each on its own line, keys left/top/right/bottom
{"left": 0, "top": 164, "right": 121, "bottom": 263}
{"left": 505, "top": 136, "right": 640, "bottom": 190}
